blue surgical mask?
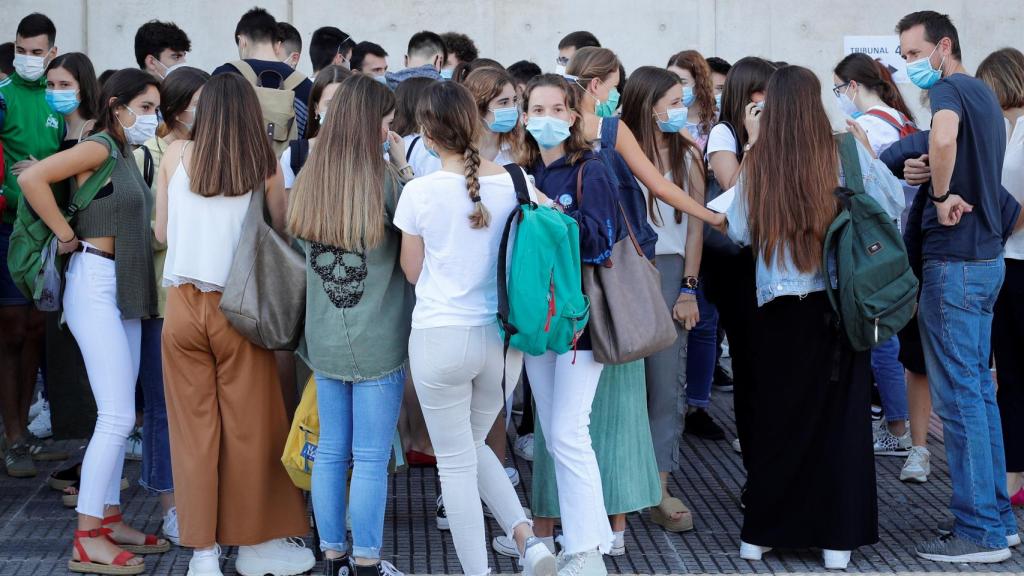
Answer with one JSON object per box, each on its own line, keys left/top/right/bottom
{"left": 656, "top": 106, "right": 688, "bottom": 133}
{"left": 526, "top": 116, "right": 571, "bottom": 149}
{"left": 488, "top": 107, "right": 519, "bottom": 134}
{"left": 714, "top": 93, "right": 722, "bottom": 110}
{"left": 374, "top": 74, "right": 388, "bottom": 85}
{"left": 440, "top": 68, "right": 454, "bottom": 81}
{"left": 425, "top": 141, "right": 441, "bottom": 158}
{"left": 383, "top": 139, "right": 391, "bottom": 154}
{"left": 45, "top": 89, "right": 80, "bottom": 115}
{"left": 906, "top": 44, "right": 944, "bottom": 90}
{"left": 682, "top": 86, "right": 696, "bottom": 108}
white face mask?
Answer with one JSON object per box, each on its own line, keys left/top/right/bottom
{"left": 14, "top": 53, "right": 48, "bottom": 81}
{"left": 156, "top": 59, "right": 186, "bottom": 79}
{"left": 836, "top": 88, "right": 861, "bottom": 118}
{"left": 118, "top": 106, "right": 159, "bottom": 145}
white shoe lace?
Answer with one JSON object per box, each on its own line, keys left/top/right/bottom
{"left": 904, "top": 446, "right": 929, "bottom": 469}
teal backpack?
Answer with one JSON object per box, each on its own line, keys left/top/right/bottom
{"left": 823, "top": 133, "right": 918, "bottom": 351}
{"left": 497, "top": 165, "right": 590, "bottom": 356}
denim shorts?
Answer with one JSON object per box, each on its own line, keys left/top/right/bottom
{"left": 0, "top": 223, "right": 31, "bottom": 307}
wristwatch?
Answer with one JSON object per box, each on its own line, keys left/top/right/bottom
{"left": 928, "top": 189, "right": 951, "bottom": 203}
{"left": 682, "top": 276, "right": 699, "bottom": 290}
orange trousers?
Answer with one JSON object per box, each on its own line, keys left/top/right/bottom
{"left": 162, "top": 284, "right": 308, "bottom": 547}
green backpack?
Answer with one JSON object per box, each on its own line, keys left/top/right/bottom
{"left": 823, "top": 133, "right": 918, "bottom": 351}
{"left": 7, "top": 131, "right": 118, "bottom": 302}
{"left": 497, "top": 165, "right": 590, "bottom": 356}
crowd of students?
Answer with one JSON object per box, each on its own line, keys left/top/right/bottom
{"left": 0, "top": 6, "right": 1022, "bottom": 576}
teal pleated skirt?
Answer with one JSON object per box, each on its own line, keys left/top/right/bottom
{"left": 531, "top": 359, "right": 662, "bottom": 517}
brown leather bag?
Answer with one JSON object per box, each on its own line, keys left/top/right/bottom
{"left": 577, "top": 161, "right": 677, "bottom": 364}
{"left": 219, "top": 182, "right": 306, "bottom": 350}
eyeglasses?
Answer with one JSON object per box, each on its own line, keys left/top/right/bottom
{"left": 832, "top": 82, "right": 851, "bottom": 97}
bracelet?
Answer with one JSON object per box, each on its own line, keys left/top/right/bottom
{"left": 58, "top": 234, "right": 77, "bottom": 244}
{"left": 398, "top": 165, "right": 415, "bottom": 177}
{"left": 678, "top": 287, "right": 696, "bottom": 296}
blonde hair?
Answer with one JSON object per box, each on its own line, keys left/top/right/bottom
{"left": 977, "top": 48, "right": 1024, "bottom": 110}
{"left": 462, "top": 66, "right": 525, "bottom": 166}
{"left": 288, "top": 75, "right": 395, "bottom": 249}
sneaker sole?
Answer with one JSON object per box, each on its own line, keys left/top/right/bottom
{"left": 900, "top": 472, "right": 928, "bottom": 483}
{"left": 713, "top": 384, "right": 734, "bottom": 392}
{"left": 491, "top": 541, "right": 518, "bottom": 558}
{"left": 437, "top": 516, "right": 449, "bottom": 531}
{"left": 235, "top": 556, "right": 316, "bottom": 576}
{"left": 874, "top": 448, "right": 912, "bottom": 457}
{"left": 5, "top": 467, "right": 37, "bottom": 478}
{"left": 917, "top": 548, "right": 1011, "bottom": 563}
{"left": 526, "top": 550, "right": 557, "bottom": 576}
{"left": 607, "top": 545, "right": 625, "bottom": 557}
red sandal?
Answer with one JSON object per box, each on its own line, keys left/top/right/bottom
{"left": 68, "top": 527, "right": 145, "bottom": 575}
{"left": 102, "top": 514, "right": 171, "bottom": 554}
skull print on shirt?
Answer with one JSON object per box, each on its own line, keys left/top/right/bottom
{"left": 310, "top": 242, "right": 369, "bottom": 309}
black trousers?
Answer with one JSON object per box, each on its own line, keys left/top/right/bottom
{"left": 994, "top": 258, "right": 1024, "bottom": 473}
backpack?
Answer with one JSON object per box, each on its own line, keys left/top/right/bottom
{"left": 864, "top": 109, "right": 919, "bottom": 139}
{"left": 232, "top": 60, "right": 307, "bottom": 157}
{"left": 141, "top": 145, "right": 155, "bottom": 188}
{"left": 496, "top": 164, "right": 590, "bottom": 357}
{"left": 597, "top": 118, "right": 658, "bottom": 258}
{"left": 823, "top": 132, "right": 919, "bottom": 352}
{"left": 703, "top": 121, "right": 742, "bottom": 257}
{"left": 7, "top": 131, "right": 119, "bottom": 302}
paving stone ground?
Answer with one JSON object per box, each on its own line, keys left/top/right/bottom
{"left": 2, "top": 387, "right": 1023, "bottom": 575}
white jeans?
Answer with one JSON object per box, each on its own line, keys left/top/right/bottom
{"left": 410, "top": 323, "right": 529, "bottom": 576}
{"left": 63, "top": 249, "right": 141, "bottom": 519}
{"left": 526, "top": 350, "right": 612, "bottom": 555}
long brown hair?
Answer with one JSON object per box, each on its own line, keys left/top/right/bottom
{"left": 719, "top": 57, "right": 776, "bottom": 151}
{"left": 744, "top": 66, "right": 839, "bottom": 273}
{"left": 306, "top": 65, "right": 352, "bottom": 139}
{"left": 417, "top": 81, "right": 490, "bottom": 229}
{"left": 517, "top": 74, "right": 591, "bottom": 167}
{"left": 834, "top": 52, "right": 915, "bottom": 122}
{"left": 288, "top": 75, "right": 395, "bottom": 250}
{"left": 666, "top": 50, "right": 717, "bottom": 136}
{"left": 392, "top": 76, "right": 437, "bottom": 137}
{"left": 463, "top": 66, "right": 524, "bottom": 163}
{"left": 564, "top": 47, "right": 620, "bottom": 115}
{"left": 189, "top": 73, "right": 277, "bottom": 197}
{"left": 620, "top": 66, "right": 705, "bottom": 225}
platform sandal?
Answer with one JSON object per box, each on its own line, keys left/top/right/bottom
{"left": 68, "top": 528, "right": 145, "bottom": 575}
{"left": 102, "top": 513, "right": 171, "bottom": 554}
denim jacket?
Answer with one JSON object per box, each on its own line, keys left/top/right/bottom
{"left": 726, "top": 138, "right": 905, "bottom": 306}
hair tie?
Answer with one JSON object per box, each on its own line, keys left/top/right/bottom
{"left": 470, "top": 194, "right": 482, "bottom": 203}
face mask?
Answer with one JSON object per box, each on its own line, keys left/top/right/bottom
{"left": 554, "top": 64, "right": 567, "bottom": 76}
{"left": 374, "top": 74, "right": 388, "bottom": 85}
{"left": 656, "top": 106, "right": 688, "bottom": 133}
{"left": 488, "top": 107, "right": 519, "bottom": 134}
{"left": 156, "top": 60, "right": 186, "bottom": 79}
{"left": 383, "top": 139, "right": 391, "bottom": 154}
{"left": 836, "top": 89, "right": 860, "bottom": 118}
{"left": 714, "top": 93, "right": 722, "bottom": 110}
{"left": 594, "top": 87, "right": 620, "bottom": 118}
{"left": 425, "top": 143, "right": 441, "bottom": 159}
{"left": 14, "top": 53, "right": 47, "bottom": 81}
{"left": 45, "top": 89, "right": 80, "bottom": 115}
{"left": 118, "top": 106, "right": 159, "bottom": 145}
{"left": 440, "top": 68, "right": 454, "bottom": 81}
{"left": 682, "top": 86, "right": 696, "bottom": 108}
{"left": 178, "top": 107, "right": 196, "bottom": 133}
{"left": 755, "top": 100, "right": 765, "bottom": 111}
{"left": 906, "top": 44, "right": 945, "bottom": 90}
{"left": 526, "top": 116, "right": 571, "bottom": 149}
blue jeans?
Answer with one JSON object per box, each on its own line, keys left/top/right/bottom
{"left": 918, "top": 257, "right": 1016, "bottom": 549}
{"left": 311, "top": 369, "right": 404, "bottom": 559}
{"left": 871, "top": 336, "right": 908, "bottom": 423}
{"left": 684, "top": 284, "right": 718, "bottom": 408}
{"left": 140, "top": 318, "right": 173, "bottom": 493}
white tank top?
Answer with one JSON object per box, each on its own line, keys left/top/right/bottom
{"left": 162, "top": 145, "right": 251, "bottom": 292}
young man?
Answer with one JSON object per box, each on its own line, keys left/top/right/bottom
{"left": 213, "top": 7, "right": 312, "bottom": 139}
{"left": 555, "top": 30, "right": 600, "bottom": 74}
{"left": 275, "top": 22, "right": 302, "bottom": 70}
{"left": 507, "top": 60, "right": 541, "bottom": 96}
{"left": 350, "top": 41, "right": 388, "bottom": 79}
{"left": 309, "top": 26, "right": 355, "bottom": 76}
{"left": 134, "top": 20, "right": 191, "bottom": 79}
{"left": 706, "top": 56, "right": 731, "bottom": 101}
{"left": 897, "top": 10, "right": 1021, "bottom": 563}
{"left": 385, "top": 30, "right": 445, "bottom": 90}
{"left": 440, "top": 31, "right": 478, "bottom": 79}
{"left": 0, "top": 12, "right": 68, "bottom": 479}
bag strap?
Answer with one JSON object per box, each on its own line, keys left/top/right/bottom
{"left": 289, "top": 139, "right": 310, "bottom": 177}
{"left": 836, "top": 132, "right": 865, "bottom": 195}
{"left": 282, "top": 70, "right": 306, "bottom": 92}
{"left": 406, "top": 136, "right": 420, "bottom": 163}
{"left": 864, "top": 109, "right": 904, "bottom": 132}
{"left": 67, "top": 133, "right": 118, "bottom": 219}
{"left": 503, "top": 163, "right": 532, "bottom": 206}
{"left": 142, "top": 145, "right": 154, "bottom": 188}
{"left": 231, "top": 60, "right": 259, "bottom": 86}
{"left": 496, "top": 165, "right": 530, "bottom": 401}
{"left": 575, "top": 160, "right": 644, "bottom": 260}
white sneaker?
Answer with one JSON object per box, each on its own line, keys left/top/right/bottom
{"left": 235, "top": 538, "right": 316, "bottom": 576}
{"left": 900, "top": 446, "right": 930, "bottom": 483}
{"left": 163, "top": 506, "right": 181, "bottom": 546}
{"left": 125, "top": 426, "right": 144, "bottom": 461}
{"left": 732, "top": 438, "right": 742, "bottom": 454}
{"left": 506, "top": 466, "right": 521, "bottom": 487}
{"left": 1009, "top": 533, "right": 1021, "bottom": 548}
{"left": 607, "top": 531, "right": 625, "bottom": 557}
{"left": 28, "top": 391, "right": 44, "bottom": 420}
{"left": 514, "top": 434, "right": 535, "bottom": 461}
{"left": 739, "top": 541, "right": 772, "bottom": 560}
{"left": 823, "top": 549, "right": 851, "bottom": 569}
{"left": 557, "top": 549, "right": 606, "bottom": 576}
{"left": 493, "top": 534, "right": 554, "bottom": 558}
{"left": 188, "top": 545, "right": 223, "bottom": 576}
{"left": 436, "top": 495, "right": 449, "bottom": 530}
{"left": 27, "top": 401, "right": 52, "bottom": 439}
{"left": 522, "top": 537, "right": 557, "bottom": 576}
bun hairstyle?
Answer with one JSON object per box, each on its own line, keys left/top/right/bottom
{"left": 416, "top": 81, "right": 490, "bottom": 229}
{"left": 834, "top": 52, "right": 915, "bottom": 122}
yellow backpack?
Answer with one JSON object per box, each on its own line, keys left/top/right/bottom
{"left": 282, "top": 376, "right": 319, "bottom": 491}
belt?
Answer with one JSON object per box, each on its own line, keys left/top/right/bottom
{"left": 75, "top": 244, "right": 115, "bottom": 261}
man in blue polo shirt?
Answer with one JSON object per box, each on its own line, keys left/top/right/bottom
{"left": 897, "top": 10, "right": 1020, "bottom": 564}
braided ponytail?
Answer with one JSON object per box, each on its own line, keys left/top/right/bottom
{"left": 465, "top": 144, "right": 490, "bottom": 229}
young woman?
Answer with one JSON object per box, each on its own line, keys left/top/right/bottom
{"left": 518, "top": 73, "right": 620, "bottom": 575}
{"left": 722, "top": 65, "right": 904, "bottom": 569}
{"left": 288, "top": 74, "right": 412, "bottom": 576}
{"left": 620, "top": 65, "right": 704, "bottom": 534}
{"left": 394, "top": 76, "right": 442, "bottom": 180}
{"left": 19, "top": 68, "right": 167, "bottom": 575}
{"left": 281, "top": 65, "right": 352, "bottom": 193}
{"left": 832, "top": 52, "right": 919, "bottom": 468}
{"left": 155, "top": 73, "right": 313, "bottom": 576}
{"left": 132, "top": 65, "right": 209, "bottom": 546}
{"left": 395, "top": 80, "right": 555, "bottom": 576}
{"left": 978, "top": 47, "right": 1024, "bottom": 507}
{"left": 46, "top": 53, "right": 101, "bottom": 152}
{"left": 666, "top": 50, "right": 717, "bottom": 149}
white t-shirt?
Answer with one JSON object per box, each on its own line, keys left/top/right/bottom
{"left": 403, "top": 134, "right": 442, "bottom": 179}
{"left": 280, "top": 145, "right": 298, "bottom": 189}
{"left": 393, "top": 169, "right": 522, "bottom": 329}
{"left": 705, "top": 123, "right": 738, "bottom": 161}
{"left": 638, "top": 166, "right": 690, "bottom": 257}
{"left": 1002, "top": 116, "right": 1024, "bottom": 260}
{"left": 854, "top": 105, "right": 905, "bottom": 157}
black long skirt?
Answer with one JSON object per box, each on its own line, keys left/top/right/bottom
{"left": 740, "top": 291, "right": 879, "bottom": 551}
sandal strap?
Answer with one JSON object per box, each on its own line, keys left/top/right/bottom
{"left": 144, "top": 534, "right": 159, "bottom": 546}
{"left": 111, "top": 551, "right": 138, "bottom": 567}
{"left": 72, "top": 527, "right": 114, "bottom": 564}
{"left": 101, "top": 513, "right": 124, "bottom": 525}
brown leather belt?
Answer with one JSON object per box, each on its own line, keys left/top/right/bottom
{"left": 76, "top": 244, "right": 115, "bottom": 260}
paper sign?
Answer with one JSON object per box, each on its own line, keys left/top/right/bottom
{"left": 707, "top": 188, "right": 735, "bottom": 214}
{"left": 843, "top": 35, "right": 908, "bottom": 84}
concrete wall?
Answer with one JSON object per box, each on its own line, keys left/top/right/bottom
{"left": 3, "top": 0, "right": 1023, "bottom": 124}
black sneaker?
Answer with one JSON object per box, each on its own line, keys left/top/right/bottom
{"left": 352, "top": 561, "right": 404, "bottom": 576}
{"left": 712, "top": 365, "right": 734, "bottom": 392}
{"left": 323, "top": 555, "right": 351, "bottom": 576}
{"left": 436, "top": 495, "right": 448, "bottom": 530}
{"left": 685, "top": 409, "right": 725, "bottom": 440}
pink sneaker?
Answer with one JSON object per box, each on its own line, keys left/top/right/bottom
{"left": 1011, "top": 487, "right": 1024, "bottom": 507}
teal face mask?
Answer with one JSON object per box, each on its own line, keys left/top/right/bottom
{"left": 682, "top": 86, "right": 696, "bottom": 108}
{"left": 594, "top": 87, "right": 620, "bottom": 118}
{"left": 906, "top": 44, "right": 944, "bottom": 90}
